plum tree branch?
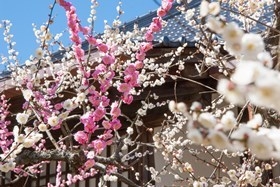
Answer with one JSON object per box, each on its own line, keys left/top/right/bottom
{"left": 94, "top": 162, "right": 140, "bottom": 187}
{"left": 15, "top": 148, "right": 86, "bottom": 172}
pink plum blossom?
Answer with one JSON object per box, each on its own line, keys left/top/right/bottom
{"left": 117, "top": 83, "right": 131, "bottom": 93}
{"left": 110, "top": 101, "right": 121, "bottom": 118}
{"left": 91, "top": 139, "right": 106, "bottom": 154}
{"left": 74, "top": 131, "right": 88, "bottom": 144}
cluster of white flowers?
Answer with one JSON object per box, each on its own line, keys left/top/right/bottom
{"left": 13, "top": 126, "right": 43, "bottom": 148}
{"left": 200, "top": 0, "right": 220, "bottom": 17}
{"left": 226, "top": 167, "right": 264, "bottom": 186}
{"left": 102, "top": 174, "right": 118, "bottom": 182}
{"left": 0, "top": 160, "right": 16, "bottom": 173}
{"left": 0, "top": 126, "right": 43, "bottom": 173}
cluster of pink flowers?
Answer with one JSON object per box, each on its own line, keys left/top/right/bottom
{"left": 0, "top": 95, "right": 12, "bottom": 153}
{"left": 145, "top": 0, "right": 173, "bottom": 42}
{"left": 56, "top": 0, "right": 174, "bottom": 163}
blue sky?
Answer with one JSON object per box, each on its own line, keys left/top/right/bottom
{"left": 0, "top": 0, "right": 160, "bottom": 72}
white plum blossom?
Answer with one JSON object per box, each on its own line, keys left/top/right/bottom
{"left": 193, "top": 181, "right": 208, "bottom": 187}
{"left": 190, "top": 101, "right": 202, "bottom": 111}
{"left": 257, "top": 51, "right": 273, "bottom": 68}
{"left": 22, "top": 89, "right": 33, "bottom": 101}
{"left": 15, "top": 134, "right": 25, "bottom": 143}
{"left": 222, "top": 22, "right": 244, "bottom": 44}
{"left": 103, "top": 174, "right": 118, "bottom": 182}
{"left": 207, "top": 130, "right": 231, "bottom": 150}
{"left": 248, "top": 75, "right": 280, "bottom": 111}
{"left": 224, "top": 41, "right": 242, "bottom": 56}
{"left": 221, "top": 22, "right": 245, "bottom": 56}
{"left": 248, "top": 134, "right": 274, "bottom": 160}
{"left": 231, "top": 61, "right": 266, "bottom": 85}
{"left": 176, "top": 102, "right": 187, "bottom": 114}
{"left": 200, "top": 0, "right": 220, "bottom": 17}
{"left": 208, "top": 2, "right": 220, "bottom": 16}
{"left": 241, "top": 33, "right": 265, "bottom": 59}
{"left": 231, "top": 125, "right": 253, "bottom": 141}
{"left": 126, "top": 127, "right": 134, "bottom": 135}
{"left": 47, "top": 115, "right": 60, "bottom": 127}
{"left": 200, "top": 0, "right": 210, "bottom": 17}
{"left": 16, "top": 112, "right": 29, "bottom": 124}
{"left": 246, "top": 114, "right": 262, "bottom": 129}
{"left": 266, "top": 128, "right": 280, "bottom": 152}
{"left": 206, "top": 16, "right": 224, "bottom": 34}
{"left": 187, "top": 128, "right": 203, "bottom": 144}
{"left": 217, "top": 79, "right": 246, "bottom": 105}
{"left": 168, "top": 100, "right": 176, "bottom": 112}
{"left": 22, "top": 139, "right": 34, "bottom": 148}
{"left": 63, "top": 99, "right": 75, "bottom": 111}
{"left": 168, "top": 101, "right": 187, "bottom": 114}
{"left": 0, "top": 164, "right": 10, "bottom": 173}
{"left": 198, "top": 112, "right": 216, "bottom": 128}
{"left": 185, "top": 9, "right": 195, "bottom": 20}
{"left": 75, "top": 92, "right": 86, "bottom": 103}
{"left": 227, "top": 169, "right": 236, "bottom": 178}
{"left": 35, "top": 47, "right": 43, "bottom": 59}
{"left": 38, "top": 123, "right": 48, "bottom": 132}
{"left": 5, "top": 161, "right": 16, "bottom": 171}
{"left": 13, "top": 126, "right": 24, "bottom": 143}
{"left": 221, "top": 111, "right": 236, "bottom": 131}
{"left": 12, "top": 125, "right": 43, "bottom": 148}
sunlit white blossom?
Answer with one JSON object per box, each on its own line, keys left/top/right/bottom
{"left": 221, "top": 111, "right": 236, "bottom": 131}
{"left": 176, "top": 102, "right": 187, "bottom": 114}
{"left": 241, "top": 33, "right": 265, "bottom": 59}
{"left": 76, "top": 92, "right": 86, "bottom": 103}
{"left": 38, "top": 123, "right": 48, "bottom": 132}
{"left": 266, "top": 128, "right": 280, "bottom": 152}
{"left": 200, "top": 1, "right": 220, "bottom": 17}
{"left": 185, "top": 9, "right": 195, "bottom": 20}
{"left": 35, "top": 48, "right": 43, "bottom": 59}
{"left": 63, "top": 99, "right": 75, "bottom": 111}
{"left": 168, "top": 100, "right": 176, "bottom": 112}
{"left": 22, "top": 89, "right": 33, "bottom": 101}
{"left": 217, "top": 79, "right": 246, "bottom": 105}
{"left": 198, "top": 112, "right": 216, "bottom": 128}
{"left": 200, "top": 0, "right": 209, "bottom": 17}
{"left": 126, "top": 127, "right": 134, "bottom": 135}
{"left": 222, "top": 22, "right": 244, "bottom": 44}
{"left": 206, "top": 16, "right": 224, "bottom": 34}
{"left": 0, "top": 164, "right": 9, "bottom": 173}
{"left": 231, "top": 61, "right": 266, "bottom": 85}
{"left": 257, "top": 51, "right": 273, "bottom": 68}
{"left": 16, "top": 113, "right": 29, "bottom": 124}
{"left": 248, "top": 134, "right": 273, "bottom": 160}
{"left": 208, "top": 2, "right": 220, "bottom": 16}
{"left": 246, "top": 114, "right": 262, "bottom": 129}
{"left": 231, "top": 125, "right": 253, "bottom": 140}
{"left": 187, "top": 128, "right": 203, "bottom": 144}
{"left": 48, "top": 115, "right": 60, "bottom": 127}
{"left": 248, "top": 75, "right": 280, "bottom": 111}
{"left": 207, "top": 130, "right": 231, "bottom": 150}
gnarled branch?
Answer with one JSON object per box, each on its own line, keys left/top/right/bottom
{"left": 15, "top": 148, "right": 86, "bottom": 172}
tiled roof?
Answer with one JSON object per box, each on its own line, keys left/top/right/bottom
{"left": 120, "top": 0, "right": 273, "bottom": 47}
{"left": 0, "top": 1, "right": 274, "bottom": 77}
{"left": 121, "top": 0, "right": 201, "bottom": 47}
